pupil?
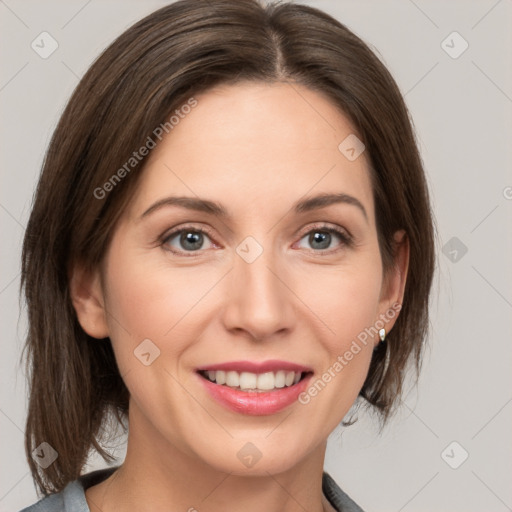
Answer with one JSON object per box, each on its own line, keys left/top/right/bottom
{"left": 181, "top": 231, "right": 203, "bottom": 250}
{"left": 310, "top": 231, "right": 330, "bottom": 250}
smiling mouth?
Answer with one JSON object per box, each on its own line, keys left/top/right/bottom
{"left": 197, "top": 369, "right": 312, "bottom": 392}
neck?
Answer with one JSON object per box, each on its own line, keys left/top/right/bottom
{"left": 86, "top": 403, "right": 334, "bottom": 512}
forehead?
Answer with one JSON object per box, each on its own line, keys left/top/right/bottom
{"left": 128, "top": 81, "right": 375, "bottom": 222}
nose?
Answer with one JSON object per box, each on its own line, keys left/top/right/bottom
{"left": 221, "top": 246, "right": 296, "bottom": 341}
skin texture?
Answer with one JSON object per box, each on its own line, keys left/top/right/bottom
{"left": 71, "top": 82, "right": 408, "bottom": 512}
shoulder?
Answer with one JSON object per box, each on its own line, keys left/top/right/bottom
{"left": 18, "top": 481, "right": 82, "bottom": 512}
{"left": 322, "top": 471, "right": 366, "bottom": 512}
{"left": 19, "top": 468, "right": 117, "bottom": 512}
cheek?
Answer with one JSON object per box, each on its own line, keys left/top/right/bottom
{"left": 290, "top": 258, "right": 383, "bottom": 434}
{"left": 292, "top": 255, "right": 383, "bottom": 345}
{"left": 101, "top": 247, "right": 220, "bottom": 369}
{"left": 291, "top": 253, "right": 382, "bottom": 399}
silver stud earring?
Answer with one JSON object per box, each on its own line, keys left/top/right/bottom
{"left": 378, "top": 328, "right": 386, "bottom": 342}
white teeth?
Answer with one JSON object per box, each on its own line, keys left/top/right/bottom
{"left": 202, "top": 370, "right": 305, "bottom": 391}
{"left": 225, "top": 371, "right": 239, "bottom": 387}
{"left": 257, "top": 372, "right": 275, "bottom": 390}
{"left": 239, "top": 372, "right": 257, "bottom": 390}
{"left": 274, "top": 370, "right": 286, "bottom": 388}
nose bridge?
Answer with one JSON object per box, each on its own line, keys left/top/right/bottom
{"left": 222, "top": 237, "right": 294, "bottom": 339}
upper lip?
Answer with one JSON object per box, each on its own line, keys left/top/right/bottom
{"left": 196, "top": 360, "right": 313, "bottom": 374}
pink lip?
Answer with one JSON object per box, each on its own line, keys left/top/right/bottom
{"left": 196, "top": 368, "right": 314, "bottom": 416}
{"left": 196, "top": 360, "right": 313, "bottom": 374}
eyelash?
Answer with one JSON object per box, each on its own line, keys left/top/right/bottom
{"left": 296, "top": 223, "right": 354, "bottom": 255}
{"left": 161, "top": 224, "right": 218, "bottom": 258}
{"left": 160, "top": 223, "right": 353, "bottom": 257}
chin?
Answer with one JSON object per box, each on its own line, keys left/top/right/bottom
{"left": 187, "top": 433, "right": 317, "bottom": 478}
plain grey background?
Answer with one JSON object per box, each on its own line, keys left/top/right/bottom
{"left": 1, "top": 1, "right": 511, "bottom": 510}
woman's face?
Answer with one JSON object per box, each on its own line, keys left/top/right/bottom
{"left": 81, "top": 82, "right": 406, "bottom": 475}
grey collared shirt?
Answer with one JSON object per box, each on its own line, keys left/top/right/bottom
{"left": 20, "top": 468, "right": 365, "bottom": 512}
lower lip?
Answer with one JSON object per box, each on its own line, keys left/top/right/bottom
{"left": 197, "top": 372, "right": 313, "bottom": 415}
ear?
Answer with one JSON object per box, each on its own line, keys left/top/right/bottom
{"left": 69, "top": 262, "right": 109, "bottom": 339}
{"left": 377, "top": 229, "right": 409, "bottom": 341}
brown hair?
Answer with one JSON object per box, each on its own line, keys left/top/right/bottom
{"left": 21, "top": 0, "right": 435, "bottom": 495}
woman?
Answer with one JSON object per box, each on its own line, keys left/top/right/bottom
{"left": 20, "top": 0, "right": 435, "bottom": 511}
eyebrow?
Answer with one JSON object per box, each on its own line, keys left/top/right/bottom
{"left": 140, "top": 192, "right": 368, "bottom": 222}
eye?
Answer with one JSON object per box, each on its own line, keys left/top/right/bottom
{"left": 295, "top": 225, "right": 352, "bottom": 252}
{"left": 162, "top": 227, "right": 216, "bottom": 255}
